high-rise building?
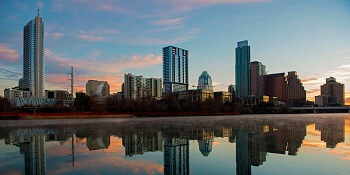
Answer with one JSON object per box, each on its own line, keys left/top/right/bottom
{"left": 286, "top": 71, "right": 306, "bottom": 105}
{"left": 124, "top": 73, "right": 162, "bottom": 100}
{"left": 19, "top": 9, "right": 45, "bottom": 97}
{"left": 163, "top": 46, "right": 189, "bottom": 93}
{"left": 265, "top": 73, "right": 287, "bottom": 102}
{"left": 235, "top": 40, "right": 250, "bottom": 98}
{"left": 145, "top": 78, "right": 162, "bottom": 99}
{"left": 86, "top": 80, "right": 110, "bottom": 97}
{"left": 198, "top": 71, "right": 213, "bottom": 90}
{"left": 320, "top": 77, "right": 345, "bottom": 105}
{"left": 250, "top": 61, "right": 266, "bottom": 97}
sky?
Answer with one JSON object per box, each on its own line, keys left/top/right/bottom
{"left": 0, "top": 0, "right": 349, "bottom": 104}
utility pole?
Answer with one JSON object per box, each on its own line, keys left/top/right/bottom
{"left": 70, "top": 66, "right": 74, "bottom": 109}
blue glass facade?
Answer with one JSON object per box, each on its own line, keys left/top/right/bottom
{"left": 235, "top": 40, "right": 250, "bottom": 98}
{"left": 198, "top": 71, "right": 213, "bottom": 90}
{"left": 163, "top": 46, "right": 189, "bottom": 93}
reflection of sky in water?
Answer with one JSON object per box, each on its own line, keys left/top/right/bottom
{"left": 0, "top": 115, "right": 349, "bottom": 175}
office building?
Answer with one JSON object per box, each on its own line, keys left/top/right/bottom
{"left": 250, "top": 61, "right": 266, "bottom": 97}
{"left": 235, "top": 40, "right": 250, "bottom": 98}
{"left": 163, "top": 46, "right": 189, "bottom": 93}
{"left": 124, "top": 73, "right": 162, "bottom": 100}
{"left": 19, "top": 9, "right": 45, "bottom": 98}
{"left": 45, "top": 90, "right": 72, "bottom": 106}
{"left": 198, "top": 71, "right": 213, "bottom": 90}
{"left": 177, "top": 89, "right": 214, "bottom": 102}
{"left": 145, "top": 78, "right": 162, "bottom": 100}
{"left": 265, "top": 73, "right": 287, "bottom": 102}
{"left": 4, "top": 87, "right": 31, "bottom": 100}
{"left": 214, "top": 91, "right": 232, "bottom": 103}
{"left": 286, "top": 71, "right": 306, "bottom": 105}
{"left": 320, "top": 77, "right": 345, "bottom": 105}
{"left": 86, "top": 80, "right": 110, "bottom": 97}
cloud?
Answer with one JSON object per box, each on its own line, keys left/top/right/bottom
{"left": 45, "top": 49, "right": 162, "bottom": 93}
{"left": 131, "top": 28, "right": 200, "bottom": 45}
{"left": 151, "top": 17, "right": 186, "bottom": 26}
{"left": 0, "top": 43, "right": 20, "bottom": 62}
{"left": 76, "top": 34, "right": 105, "bottom": 42}
{"left": 166, "top": 0, "right": 270, "bottom": 11}
{"left": 38, "top": 1, "right": 44, "bottom": 8}
{"left": 46, "top": 33, "right": 64, "bottom": 38}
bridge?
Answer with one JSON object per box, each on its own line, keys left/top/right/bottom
{"left": 291, "top": 106, "right": 350, "bottom": 113}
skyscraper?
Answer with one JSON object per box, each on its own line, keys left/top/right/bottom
{"left": 286, "top": 71, "right": 306, "bottom": 105}
{"left": 265, "top": 73, "right": 287, "bottom": 102}
{"left": 235, "top": 40, "right": 250, "bottom": 98}
{"left": 197, "top": 71, "right": 213, "bottom": 90}
{"left": 19, "top": 9, "right": 45, "bottom": 97}
{"left": 320, "top": 77, "right": 345, "bottom": 105}
{"left": 250, "top": 61, "right": 266, "bottom": 97}
{"left": 163, "top": 46, "right": 189, "bottom": 93}
{"left": 123, "top": 73, "right": 162, "bottom": 100}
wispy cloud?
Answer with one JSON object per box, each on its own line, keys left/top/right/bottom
{"left": 76, "top": 34, "right": 105, "bottom": 42}
{"left": 167, "top": 0, "right": 270, "bottom": 11}
{"left": 46, "top": 32, "right": 64, "bottom": 38}
{"left": 0, "top": 43, "right": 19, "bottom": 62}
{"left": 151, "top": 17, "right": 186, "bottom": 26}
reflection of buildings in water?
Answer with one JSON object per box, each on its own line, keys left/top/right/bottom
{"left": 265, "top": 124, "right": 306, "bottom": 155}
{"left": 4, "top": 127, "right": 74, "bottom": 175}
{"left": 198, "top": 129, "right": 214, "bottom": 157}
{"left": 236, "top": 131, "right": 251, "bottom": 175}
{"left": 164, "top": 137, "right": 189, "bottom": 175}
{"left": 250, "top": 131, "right": 266, "bottom": 166}
{"left": 198, "top": 139, "right": 213, "bottom": 157}
{"left": 17, "top": 134, "right": 46, "bottom": 175}
{"left": 122, "top": 131, "right": 163, "bottom": 157}
{"left": 86, "top": 133, "right": 111, "bottom": 151}
{"left": 316, "top": 119, "right": 345, "bottom": 148}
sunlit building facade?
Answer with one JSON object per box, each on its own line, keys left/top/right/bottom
{"left": 163, "top": 46, "right": 189, "bottom": 93}
{"left": 86, "top": 80, "right": 110, "bottom": 97}
{"left": 320, "top": 77, "right": 345, "bottom": 106}
{"left": 250, "top": 61, "right": 266, "bottom": 97}
{"left": 286, "top": 71, "right": 306, "bottom": 105}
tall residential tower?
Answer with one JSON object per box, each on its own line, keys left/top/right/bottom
{"left": 162, "top": 46, "right": 189, "bottom": 93}
{"left": 19, "top": 9, "right": 45, "bottom": 98}
{"left": 235, "top": 40, "right": 250, "bottom": 98}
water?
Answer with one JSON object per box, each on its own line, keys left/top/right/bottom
{"left": 0, "top": 114, "right": 349, "bottom": 175}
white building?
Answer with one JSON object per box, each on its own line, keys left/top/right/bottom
{"left": 123, "top": 73, "right": 162, "bottom": 100}
{"left": 4, "top": 87, "right": 31, "bottom": 100}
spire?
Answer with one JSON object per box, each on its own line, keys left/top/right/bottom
{"left": 37, "top": 5, "right": 40, "bottom": 17}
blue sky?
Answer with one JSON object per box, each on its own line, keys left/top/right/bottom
{"left": 0, "top": 0, "right": 349, "bottom": 103}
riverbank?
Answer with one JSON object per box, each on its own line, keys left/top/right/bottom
{"left": 0, "top": 112, "right": 239, "bottom": 120}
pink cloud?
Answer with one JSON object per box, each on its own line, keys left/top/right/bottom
{"left": 76, "top": 34, "right": 105, "bottom": 42}
{"left": 45, "top": 49, "right": 162, "bottom": 93}
{"left": 151, "top": 17, "right": 186, "bottom": 26}
{"left": 38, "top": 1, "right": 44, "bottom": 8}
{"left": 0, "top": 43, "right": 19, "bottom": 62}
{"left": 166, "top": 0, "right": 270, "bottom": 11}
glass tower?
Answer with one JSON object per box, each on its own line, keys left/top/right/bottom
{"left": 19, "top": 9, "right": 45, "bottom": 98}
{"left": 162, "top": 46, "right": 189, "bottom": 93}
{"left": 235, "top": 40, "right": 250, "bottom": 98}
{"left": 198, "top": 71, "right": 213, "bottom": 90}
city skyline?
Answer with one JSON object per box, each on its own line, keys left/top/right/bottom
{"left": 0, "top": 1, "right": 350, "bottom": 104}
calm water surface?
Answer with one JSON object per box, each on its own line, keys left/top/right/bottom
{"left": 0, "top": 114, "right": 349, "bottom": 175}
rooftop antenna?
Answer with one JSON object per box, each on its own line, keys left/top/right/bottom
{"left": 37, "top": 4, "right": 40, "bottom": 16}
